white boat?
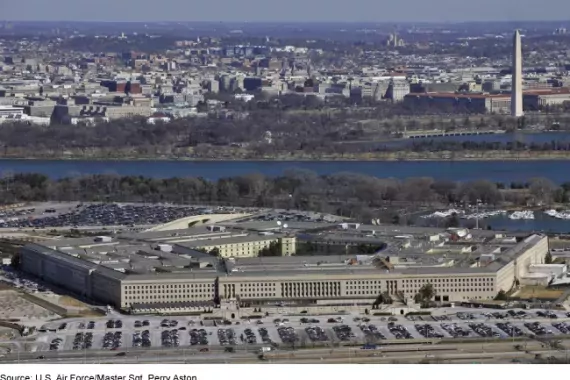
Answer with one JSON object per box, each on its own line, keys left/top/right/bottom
{"left": 544, "top": 209, "right": 570, "bottom": 220}
{"left": 462, "top": 210, "right": 507, "bottom": 219}
{"left": 421, "top": 209, "right": 463, "bottom": 219}
{"left": 509, "top": 210, "right": 535, "bottom": 220}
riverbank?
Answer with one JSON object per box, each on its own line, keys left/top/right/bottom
{"left": 3, "top": 150, "right": 570, "bottom": 161}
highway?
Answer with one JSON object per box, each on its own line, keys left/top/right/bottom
{"left": 1, "top": 340, "right": 566, "bottom": 364}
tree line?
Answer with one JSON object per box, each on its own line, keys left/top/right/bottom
{"left": 403, "top": 140, "right": 570, "bottom": 153}
{"left": 0, "top": 171, "right": 568, "bottom": 223}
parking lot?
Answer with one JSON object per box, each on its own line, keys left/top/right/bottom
{"left": 469, "top": 323, "right": 501, "bottom": 338}
{"left": 0, "top": 203, "right": 249, "bottom": 229}
{"left": 415, "top": 324, "right": 445, "bottom": 338}
{"left": 24, "top": 308, "right": 570, "bottom": 353}
{"left": 387, "top": 323, "right": 413, "bottom": 339}
{"left": 242, "top": 210, "right": 343, "bottom": 224}
{"left": 306, "top": 326, "right": 329, "bottom": 342}
{"left": 359, "top": 324, "right": 387, "bottom": 341}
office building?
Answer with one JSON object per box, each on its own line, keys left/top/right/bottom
{"left": 19, "top": 223, "right": 548, "bottom": 314}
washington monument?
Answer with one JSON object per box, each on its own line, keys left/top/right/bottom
{"left": 511, "top": 29, "right": 523, "bottom": 117}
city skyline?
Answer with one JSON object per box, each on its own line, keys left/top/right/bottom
{"left": 1, "top": 0, "right": 570, "bottom": 23}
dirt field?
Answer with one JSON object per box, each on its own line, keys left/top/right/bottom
{"left": 514, "top": 286, "right": 565, "bottom": 300}
{"left": 58, "top": 296, "right": 89, "bottom": 309}
{"left": 0, "top": 291, "right": 57, "bottom": 320}
{"left": 0, "top": 282, "right": 14, "bottom": 291}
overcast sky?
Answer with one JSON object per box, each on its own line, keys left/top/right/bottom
{"left": 0, "top": 0, "right": 569, "bottom": 22}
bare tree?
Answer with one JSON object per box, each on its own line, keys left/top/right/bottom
{"left": 528, "top": 177, "right": 558, "bottom": 206}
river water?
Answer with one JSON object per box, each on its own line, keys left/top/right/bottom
{"left": 0, "top": 159, "right": 569, "bottom": 184}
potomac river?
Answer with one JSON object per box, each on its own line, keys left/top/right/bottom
{"left": 0, "top": 159, "right": 569, "bottom": 183}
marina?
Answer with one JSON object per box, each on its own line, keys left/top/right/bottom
{"left": 420, "top": 208, "right": 570, "bottom": 233}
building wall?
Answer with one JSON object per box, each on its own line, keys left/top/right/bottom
{"left": 299, "top": 239, "right": 386, "bottom": 255}
{"left": 482, "top": 80, "right": 501, "bottom": 92}
{"left": 20, "top": 245, "right": 91, "bottom": 297}
{"left": 91, "top": 271, "right": 122, "bottom": 306}
{"left": 217, "top": 272, "right": 498, "bottom": 304}
{"left": 281, "top": 237, "right": 296, "bottom": 256}
{"left": 19, "top": 245, "right": 44, "bottom": 276}
{"left": 410, "top": 82, "right": 458, "bottom": 93}
{"left": 388, "top": 81, "right": 410, "bottom": 102}
{"left": 0, "top": 106, "right": 24, "bottom": 117}
{"left": 403, "top": 94, "right": 492, "bottom": 113}
{"left": 104, "top": 105, "right": 152, "bottom": 119}
{"left": 398, "top": 274, "right": 496, "bottom": 302}
{"left": 195, "top": 237, "right": 296, "bottom": 258}
{"left": 121, "top": 279, "right": 215, "bottom": 308}
{"left": 495, "top": 235, "right": 548, "bottom": 292}
{"left": 198, "top": 239, "right": 271, "bottom": 257}
{"left": 54, "top": 104, "right": 152, "bottom": 123}
{"left": 538, "top": 93, "right": 570, "bottom": 106}
{"left": 488, "top": 98, "right": 511, "bottom": 114}
{"left": 25, "top": 105, "right": 55, "bottom": 117}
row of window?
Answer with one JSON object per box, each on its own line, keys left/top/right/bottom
{"left": 347, "top": 281, "right": 381, "bottom": 285}
{"left": 347, "top": 290, "right": 378, "bottom": 295}
{"left": 240, "top": 293, "right": 275, "bottom": 298}
{"left": 125, "top": 293, "right": 212, "bottom": 301}
{"left": 348, "top": 285, "right": 381, "bottom": 290}
{"left": 125, "top": 289, "right": 211, "bottom": 295}
{"left": 125, "top": 284, "right": 213, "bottom": 290}
{"left": 403, "top": 284, "right": 492, "bottom": 290}
{"left": 281, "top": 282, "right": 341, "bottom": 298}
{"left": 240, "top": 283, "right": 276, "bottom": 289}
{"left": 200, "top": 242, "right": 272, "bottom": 250}
{"left": 404, "top": 288, "right": 493, "bottom": 294}
{"left": 402, "top": 278, "right": 493, "bottom": 284}
{"left": 204, "top": 242, "right": 270, "bottom": 247}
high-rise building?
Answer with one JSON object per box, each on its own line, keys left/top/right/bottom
{"left": 511, "top": 30, "right": 524, "bottom": 117}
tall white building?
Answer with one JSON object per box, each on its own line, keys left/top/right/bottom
{"left": 511, "top": 30, "right": 524, "bottom": 117}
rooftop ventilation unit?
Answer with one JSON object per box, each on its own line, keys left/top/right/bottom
{"left": 157, "top": 244, "right": 173, "bottom": 252}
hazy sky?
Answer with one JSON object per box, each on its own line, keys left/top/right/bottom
{"left": 1, "top": 0, "right": 569, "bottom": 22}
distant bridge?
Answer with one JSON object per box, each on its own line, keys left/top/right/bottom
{"left": 404, "top": 130, "right": 506, "bottom": 139}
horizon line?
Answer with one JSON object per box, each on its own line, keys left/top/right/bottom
{"left": 1, "top": 19, "right": 570, "bottom": 24}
